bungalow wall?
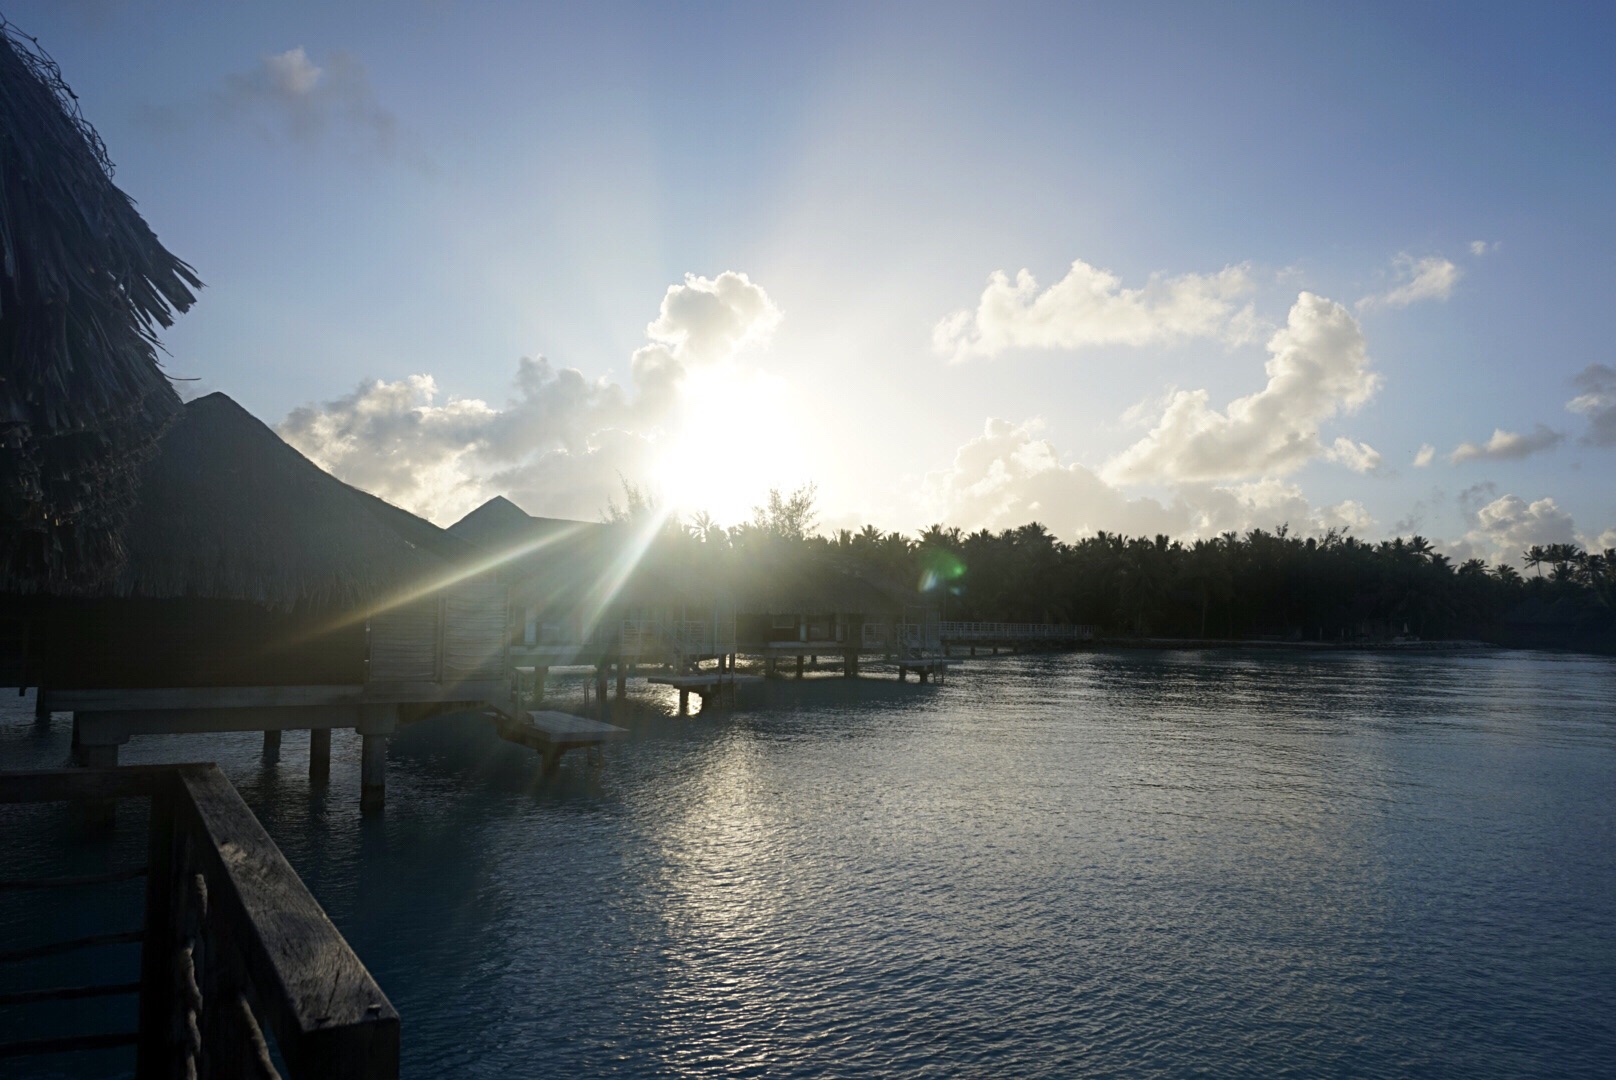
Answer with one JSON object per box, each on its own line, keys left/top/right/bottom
{"left": 39, "top": 598, "right": 366, "bottom": 689}
{"left": 38, "top": 578, "right": 508, "bottom": 691}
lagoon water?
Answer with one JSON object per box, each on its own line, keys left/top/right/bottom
{"left": 3, "top": 648, "right": 1615, "bottom": 1078}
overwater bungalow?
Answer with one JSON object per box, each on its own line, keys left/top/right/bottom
{"left": 449, "top": 497, "right": 721, "bottom": 687}
{"left": 726, "top": 546, "right": 925, "bottom": 676}
{"left": 14, "top": 393, "right": 508, "bottom": 810}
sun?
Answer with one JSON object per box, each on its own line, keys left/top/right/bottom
{"left": 653, "top": 365, "right": 808, "bottom": 528}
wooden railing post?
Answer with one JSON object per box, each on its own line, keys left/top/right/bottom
{"left": 136, "top": 781, "right": 179, "bottom": 1079}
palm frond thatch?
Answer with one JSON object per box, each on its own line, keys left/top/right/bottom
{"left": 112, "top": 393, "right": 445, "bottom": 609}
{"left": 0, "top": 19, "right": 201, "bottom": 592}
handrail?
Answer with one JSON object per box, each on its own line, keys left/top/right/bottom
{"left": 937, "top": 621, "right": 1095, "bottom": 640}
{"left": 0, "top": 765, "right": 398, "bottom": 1079}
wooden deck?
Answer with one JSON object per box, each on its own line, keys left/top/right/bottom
{"left": 495, "top": 710, "right": 626, "bottom": 774}
{"left": 0, "top": 764, "right": 398, "bottom": 1077}
{"left": 646, "top": 674, "right": 763, "bottom": 690}
{"left": 646, "top": 673, "right": 761, "bottom": 715}
{"left": 894, "top": 657, "right": 963, "bottom": 683}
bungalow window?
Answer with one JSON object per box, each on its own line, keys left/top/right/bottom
{"left": 772, "top": 614, "right": 796, "bottom": 630}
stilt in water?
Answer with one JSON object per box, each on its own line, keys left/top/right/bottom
{"left": 309, "top": 728, "right": 331, "bottom": 784}
{"left": 796, "top": 655, "right": 805, "bottom": 679}
{"left": 262, "top": 729, "right": 281, "bottom": 764}
{"left": 360, "top": 733, "right": 386, "bottom": 815}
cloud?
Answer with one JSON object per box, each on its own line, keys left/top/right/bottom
{"left": 139, "top": 46, "right": 404, "bottom": 156}
{"left": 1449, "top": 424, "right": 1565, "bottom": 464}
{"left": 631, "top": 271, "right": 783, "bottom": 393}
{"left": 1358, "top": 254, "right": 1460, "bottom": 309}
{"left": 1103, "top": 292, "right": 1380, "bottom": 484}
{"left": 1413, "top": 443, "right": 1436, "bottom": 467}
{"left": 278, "top": 272, "right": 780, "bottom": 523}
{"left": 1327, "top": 437, "right": 1382, "bottom": 474}
{"left": 932, "top": 258, "right": 1257, "bottom": 361}
{"left": 1468, "top": 240, "right": 1501, "bottom": 257}
{"left": 922, "top": 418, "right": 1374, "bottom": 542}
{"left": 1566, "top": 363, "right": 1616, "bottom": 446}
{"left": 216, "top": 46, "right": 397, "bottom": 151}
{"left": 1456, "top": 493, "right": 1577, "bottom": 564}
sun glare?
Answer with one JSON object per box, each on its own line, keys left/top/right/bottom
{"left": 655, "top": 365, "right": 808, "bottom": 528}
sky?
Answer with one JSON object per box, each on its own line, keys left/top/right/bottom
{"left": 13, "top": 1, "right": 1615, "bottom": 563}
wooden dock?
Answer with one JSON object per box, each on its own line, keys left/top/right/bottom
{"left": 496, "top": 710, "right": 626, "bottom": 774}
{"left": 894, "top": 657, "right": 962, "bottom": 683}
{"left": 646, "top": 673, "right": 762, "bottom": 714}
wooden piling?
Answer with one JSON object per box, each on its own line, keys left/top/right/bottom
{"left": 796, "top": 655, "right": 805, "bottom": 679}
{"left": 616, "top": 662, "right": 627, "bottom": 699}
{"left": 360, "top": 733, "right": 386, "bottom": 815}
{"left": 262, "top": 729, "right": 281, "bottom": 764}
{"left": 309, "top": 728, "right": 331, "bottom": 784}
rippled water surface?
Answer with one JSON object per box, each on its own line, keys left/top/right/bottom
{"left": 4, "top": 648, "right": 1616, "bottom": 1077}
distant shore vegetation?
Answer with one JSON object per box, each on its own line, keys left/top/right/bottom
{"left": 613, "top": 483, "right": 1616, "bottom": 653}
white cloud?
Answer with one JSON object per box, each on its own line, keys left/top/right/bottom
{"left": 922, "top": 418, "right": 1373, "bottom": 542}
{"left": 1596, "top": 528, "right": 1616, "bottom": 552}
{"left": 1468, "top": 240, "right": 1501, "bottom": 257}
{"left": 1449, "top": 424, "right": 1565, "bottom": 464}
{"left": 1413, "top": 443, "right": 1436, "bottom": 467}
{"left": 1358, "top": 253, "right": 1461, "bottom": 309}
{"left": 216, "top": 46, "right": 398, "bottom": 152}
{"left": 1456, "top": 493, "right": 1577, "bottom": 565}
{"left": 922, "top": 419, "right": 1183, "bottom": 538}
{"left": 1103, "top": 292, "right": 1380, "bottom": 484}
{"left": 1567, "top": 363, "right": 1616, "bottom": 446}
{"left": 932, "top": 258, "right": 1257, "bottom": 361}
{"left": 1327, "top": 437, "right": 1382, "bottom": 474}
{"left": 278, "top": 272, "right": 781, "bottom": 523}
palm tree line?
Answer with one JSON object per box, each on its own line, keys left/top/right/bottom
{"left": 618, "top": 484, "right": 1616, "bottom": 644}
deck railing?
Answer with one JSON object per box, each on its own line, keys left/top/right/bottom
{"left": 937, "top": 621, "right": 1095, "bottom": 641}
{"left": 0, "top": 764, "right": 398, "bottom": 1078}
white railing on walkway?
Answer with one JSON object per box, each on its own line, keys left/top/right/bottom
{"left": 938, "top": 621, "right": 1095, "bottom": 641}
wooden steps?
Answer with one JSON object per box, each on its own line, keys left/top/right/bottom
{"left": 495, "top": 710, "right": 626, "bottom": 775}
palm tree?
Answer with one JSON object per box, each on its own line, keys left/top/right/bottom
{"left": 1522, "top": 545, "right": 1548, "bottom": 578}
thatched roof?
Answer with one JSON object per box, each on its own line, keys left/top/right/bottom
{"left": 449, "top": 497, "right": 698, "bottom": 610}
{"left": 0, "top": 22, "right": 201, "bottom": 593}
{"left": 449, "top": 496, "right": 589, "bottom": 554}
{"left": 107, "top": 393, "right": 449, "bottom": 608}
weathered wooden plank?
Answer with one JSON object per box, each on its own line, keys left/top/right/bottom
{"left": 45, "top": 685, "right": 373, "bottom": 711}
{"left": 647, "top": 674, "right": 763, "bottom": 689}
{"left": 0, "top": 764, "right": 190, "bottom": 804}
{"left": 46, "top": 681, "right": 507, "bottom": 712}
{"left": 0, "top": 1030, "right": 141, "bottom": 1059}
{"left": 137, "top": 783, "right": 180, "bottom": 1078}
{"left": 0, "top": 866, "right": 146, "bottom": 890}
{"left": 523, "top": 711, "right": 626, "bottom": 739}
{"left": 0, "top": 929, "right": 144, "bottom": 963}
{"left": 0, "top": 981, "right": 141, "bottom": 1006}
{"left": 174, "top": 767, "right": 399, "bottom": 1079}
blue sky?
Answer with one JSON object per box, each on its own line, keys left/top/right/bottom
{"left": 13, "top": 1, "right": 1614, "bottom": 559}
